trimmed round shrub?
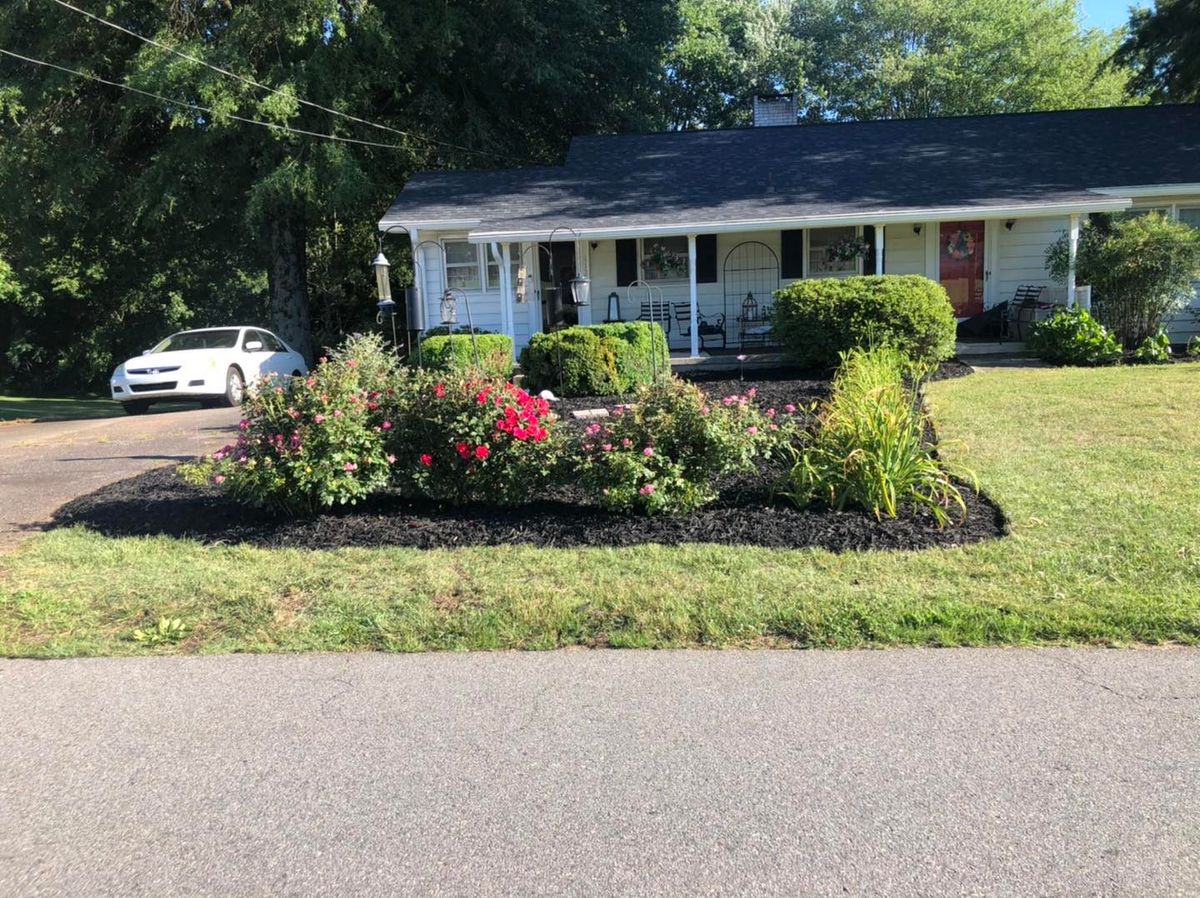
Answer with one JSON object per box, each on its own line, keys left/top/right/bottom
{"left": 419, "top": 333, "right": 514, "bottom": 379}
{"left": 1027, "top": 306, "right": 1121, "bottom": 366}
{"left": 520, "top": 322, "right": 668, "bottom": 397}
{"left": 771, "top": 275, "right": 957, "bottom": 370}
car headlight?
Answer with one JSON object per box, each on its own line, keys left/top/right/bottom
{"left": 112, "top": 364, "right": 125, "bottom": 379}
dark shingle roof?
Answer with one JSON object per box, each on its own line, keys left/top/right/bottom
{"left": 379, "top": 105, "right": 1200, "bottom": 236}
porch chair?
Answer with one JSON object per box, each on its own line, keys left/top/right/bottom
{"left": 673, "top": 303, "right": 726, "bottom": 351}
{"left": 1002, "top": 285, "right": 1053, "bottom": 340}
{"left": 636, "top": 301, "right": 670, "bottom": 334}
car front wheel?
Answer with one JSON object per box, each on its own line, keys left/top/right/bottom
{"left": 223, "top": 366, "right": 245, "bottom": 407}
{"left": 122, "top": 400, "right": 151, "bottom": 415}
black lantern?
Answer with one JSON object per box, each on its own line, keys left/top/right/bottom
{"left": 373, "top": 251, "right": 392, "bottom": 302}
{"left": 440, "top": 290, "right": 458, "bottom": 326}
{"left": 568, "top": 273, "right": 591, "bottom": 307}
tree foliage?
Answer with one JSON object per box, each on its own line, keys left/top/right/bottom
{"left": 1046, "top": 213, "right": 1200, "bottom": 348}
{"left": 1112, "top": 0, "right": 1200, "bottom": 102}
{"left": 794, "top": 0, "right": 1136, "bottom": 121}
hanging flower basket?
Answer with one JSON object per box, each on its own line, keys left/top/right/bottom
{"left": 826, "top": 236, "right": 870, "bottom": 262}
{"left": 944, "top": 229, "right": 977, "bottom": 260}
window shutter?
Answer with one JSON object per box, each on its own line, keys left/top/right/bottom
{"left": 780, "top": 230, "right": 804, "bottom": 279}
{"left": 615, "top": 239, "right": 638, "bottom": 287}
{"left": 863, "top": 226, "right": 878, "bottom": 274}
{"left": 696, "top": 234, "right": 717, "bottom": 283}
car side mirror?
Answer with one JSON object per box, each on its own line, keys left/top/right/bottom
{"left": 244, "top": 340, "right": 263, "bottom": 352}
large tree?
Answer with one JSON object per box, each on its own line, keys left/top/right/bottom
{"left": 1112, "top": 0, "right": 1200, "bottom": 102}
{"left": 794, "top": 0, "right": 1136, "bottom": 121}
{"left": 0, "top": 0, "right": 676, "bottom": 386}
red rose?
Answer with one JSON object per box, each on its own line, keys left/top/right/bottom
{"left": 419, "top": 454, "right": 433, "bottom": 467}
{"left": 474, "top": 445, "right": 490, "bottom": 460}
{"left": 455, "top": 442, "right": 470, "bottom": 458}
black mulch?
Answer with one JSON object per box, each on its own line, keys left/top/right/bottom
{"left": 51, "top": 361, "right": 1006, "bottom": 553}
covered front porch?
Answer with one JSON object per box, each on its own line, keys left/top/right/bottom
{"left": 448, "top": 208, "right": 1092, "bottom": 358}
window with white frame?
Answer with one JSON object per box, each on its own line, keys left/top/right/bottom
{"left": 807, "top": 226, "right": 860, "bottom": 275}
{"left": 486, "top": 242, "right": 522, "bottom": 295}
{"left": 1179, "top": 208, "right": 1200, "bottom": 304}
{"left": 443, "top": 240, "right": 481, "bottom": 291}
{"left": 641, "top": 236, "right": 689, "bottom": 280}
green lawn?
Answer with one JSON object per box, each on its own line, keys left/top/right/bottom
{"left": 2, "top": 365, "right": 1198, "bottom": 656}
{"left": 0, "top": 394, "right": 126, "bottom": 423}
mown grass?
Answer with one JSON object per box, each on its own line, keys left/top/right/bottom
{"left": 0, "top": 394, "right": 195, "bottom": 423}
{"left": 1, "top": 365, "right": 1198, "bottom": 656}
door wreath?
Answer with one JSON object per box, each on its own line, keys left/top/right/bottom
{"left": 944, "top": 228, "right": 977, "bottom": 260}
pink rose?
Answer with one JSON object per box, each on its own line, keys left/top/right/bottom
{"left": 785, "top": 404, "right": 797, "bottom": 414}
{"left": 643, "top": 446, "right": 654, "bottom": 457}
{"left": 314, "top": 414, "right": 326, "bottom": 424}
{"left": 343, "top": 461, "right": 357, "bottom": 472}
{"left": 639, "top": 483, "right": 656, "bottom": 496}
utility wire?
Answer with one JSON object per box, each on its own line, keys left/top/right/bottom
{"left": 47, "top": 0, "right": 516, "bottom": 163}
{"left": 0, "top": 47, "right": 410, "bottom": 150}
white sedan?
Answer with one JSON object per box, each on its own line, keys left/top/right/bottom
{"left": 110, "top": 326, "right": 308, "bottom": 414}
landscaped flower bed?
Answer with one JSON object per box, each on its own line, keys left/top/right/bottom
{"left": 51, "top": 349, "right": 1003, "bottom": 552}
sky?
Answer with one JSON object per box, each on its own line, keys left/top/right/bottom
{"left": 1078, "top": 0, "right": 1148, "bottom": 31}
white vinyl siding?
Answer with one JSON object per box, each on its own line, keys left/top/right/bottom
{"left": 883, "top": 225, "right": 925, "bottom": 275}
{"left": 991, "top": 216, "right": 1068, "bottom": 307}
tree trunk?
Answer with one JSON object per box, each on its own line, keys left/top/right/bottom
{"left": 268, "top": 209, "right": 313, "bottom": 362}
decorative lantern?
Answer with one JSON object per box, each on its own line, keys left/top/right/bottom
{"left": 515, "top": 265, "right": 528, "bottom": 303}
{"left": 606, "top": 291, "right": 621, "bottom": 323}
{"left": 373, "top": 252, "right": 392, "bottom": 302}
{"left": 440, "top": 290, "right": 458, "bottom": 326}
{"left": 568, "top": 274, "right": 591, "bottom": 307}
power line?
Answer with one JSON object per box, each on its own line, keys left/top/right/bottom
{"left": 47, "top": 0, "right": 516, "bottom": 163}
{"left": 0, "top": 47, "right": 411, "bottom": 150}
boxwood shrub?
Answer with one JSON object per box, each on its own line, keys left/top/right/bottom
{"left": 520, "top": 322, "right": 669, "bottom": 396}
{"left": 771, "top": 275, "right": 957, "bottom": 369}
{"left": 420, "top": 333, "right": 514, "bottom": 379}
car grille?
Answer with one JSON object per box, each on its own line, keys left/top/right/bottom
{"left": 127, "top": 365, "right": 181, "bottom": 375}
{"left": 129, "top": 382, "right": 178, "bottom": 393}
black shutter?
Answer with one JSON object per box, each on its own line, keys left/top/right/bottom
{"left": 780, "top": 229, "right": 804, "bottom": 279}
{"left": 615, "top": 239, "right": 638, "bottom": 287}
{"left": 863, "top": 226, "right": 878, "bottom": 275}
{"left": 696, "top": 234, "right": 718, "bottom": 283}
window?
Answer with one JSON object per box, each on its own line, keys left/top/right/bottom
{"left": 259, "top": 331, "right": 285, "bottom": 352}
{"left": 444, "top": 240, "right": 481, "bottom": 291}
{"left": 486, "top": 242, "right": 522, "bottom": 295}
{"left": 807, "top": 226, "right": 859, "bottom": 275}
{"left": 641, "top": 236, "right": 689, "bottom": 281}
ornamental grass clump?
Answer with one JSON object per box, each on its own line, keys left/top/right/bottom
{"left": 384, "top": 370, "right": 563, "bottom": 506}
{"left": 785, "top": 347, "right": 975, "bottom": 526}
{"left": 576, "top": 376, "right": 798, "bottom": 515}
{"left": 181, "top": 334, "right": 401, "bottom": 515}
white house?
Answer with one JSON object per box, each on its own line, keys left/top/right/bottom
{"left": 379, "top": 98, "right": 1200, "bottom": 355}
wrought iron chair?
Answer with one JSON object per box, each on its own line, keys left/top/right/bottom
{"left": 636, "top": 300, "right": 670, "bottom": 334}
{"left": 1002, "top": 285, "right": 1053, "bottom": 340}
{"left": 673, "top": 303, "right": 726, "bottom": 351}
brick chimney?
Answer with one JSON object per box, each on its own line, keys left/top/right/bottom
{"left": 752, "top": 93, "right": 797, "bottom": 127}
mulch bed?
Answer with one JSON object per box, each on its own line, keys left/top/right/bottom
{"left": 49, "top": 361, "right": 1007, "bottom": 553}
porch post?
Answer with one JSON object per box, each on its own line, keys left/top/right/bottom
{"left": 410, "top": 226, "right": 425, "bottom": 327}
{"left": 499, "top": 242, "right": 516, "bottom": 359}
{"left": 874, "top": 225, "right": 885, "bottom": 275}
{"left": 687, "top": 234, "right": 699, "bottom": 357}
{"left": 1067, "top": 214, "right": 1080, "bottom": 307}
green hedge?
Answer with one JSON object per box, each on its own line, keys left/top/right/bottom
{"left": 419, "top": 333, "right": 514, "bottom": 379}
{"left": 519, "top": 322, "right": 669, "bottom": 396}
{"left": 771, "top": 275, "right": 957, "bottom": 369}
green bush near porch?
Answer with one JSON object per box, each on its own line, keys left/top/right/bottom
{"left": 519, "top": 322, "right": 668, "bottom": 396}
{"left": 419, "top": 333, "right": 514, "bottom": 379}
{"left": 771, "top": 275, "right": 957, "bottom": 369}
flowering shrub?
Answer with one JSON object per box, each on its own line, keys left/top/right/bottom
{"left": 181, "top": 335, "right": 400, "bottom": 514}
{"left": 576, "top": 376, "right": 797, "bottom": 514}
{"left": 385, "top": 370, "right": 563, "bottom": 505}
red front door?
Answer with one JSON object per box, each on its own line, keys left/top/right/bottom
{"left": 939, "top": 221, "right": 985, "bottom": 317}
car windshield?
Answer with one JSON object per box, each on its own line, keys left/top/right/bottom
{"left": 151, "top": 329, "right": 241, "bottom": 352}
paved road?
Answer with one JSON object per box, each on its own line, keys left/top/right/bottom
{"left": 0, "top": 406, "right": 238, "bottom": 546}
{"left": 2, "top": 648, "right": 1197, "bottom": 897}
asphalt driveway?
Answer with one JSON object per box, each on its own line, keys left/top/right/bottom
{"left": 0, "top": 405, "right": 238, "bottom": 546}
{"left": 1, "top": 648, "right": 1198, "bottom": 897}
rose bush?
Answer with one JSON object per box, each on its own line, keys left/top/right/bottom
{"left": 575, "top": 376, "right": 798, "bottom": 514}
{"left": 385, "top": 370, "right": 563, "bottom": 505}
{"left": 181, "top": 335, "right": 400, "bottom": 514}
